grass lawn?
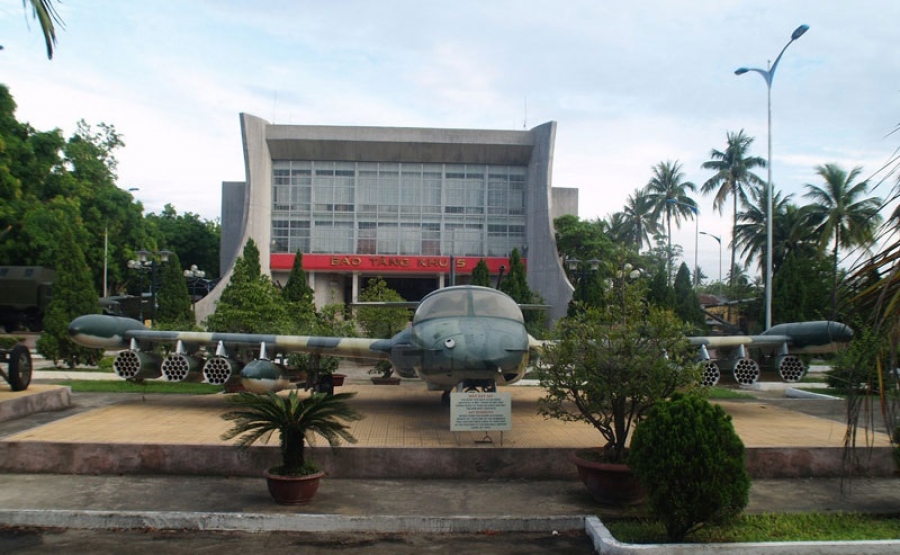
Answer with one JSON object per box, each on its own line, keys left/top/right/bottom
{"left": 604, "top": 512, "right": 900, "bottom": 543}
{"left": 705, "top": 386, "right": 756, "bottom": 400}
{"left": 57, "top": 380, "right": 222, "bottom": 395}
{"left": 38, "top": 366, "right": 114, "bottom": 373}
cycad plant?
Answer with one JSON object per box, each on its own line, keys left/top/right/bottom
{"left": 221, "top": 390, "right": 362, "bottom": 476}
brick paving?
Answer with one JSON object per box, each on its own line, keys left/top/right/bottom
{"left": 2, "top": 381, "right": 887, "bottom": 449}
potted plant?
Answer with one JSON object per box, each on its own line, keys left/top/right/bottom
{"left": 220, "top": 389, "right": 363, "bottom": 504}
{"left": 537, "top": 266, "right": 698, "bottom": 504}
{"left": 368, "top": 360, "right": 401, "bottom": 385}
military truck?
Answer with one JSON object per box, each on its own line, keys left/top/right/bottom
{"left": 0, "top": 266, "right": 54, "bottom": 332}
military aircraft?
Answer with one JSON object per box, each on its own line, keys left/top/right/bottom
{"left": 68, "top": 285, "right": 853, "bottom": 398}
{"left": 68, "top": 285, "right": 534, "bottom": 401}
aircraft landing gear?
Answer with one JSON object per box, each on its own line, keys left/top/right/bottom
{"left": 462, "top": 379, "right": 497, "bottom": 393}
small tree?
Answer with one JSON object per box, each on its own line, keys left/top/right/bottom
{"left": 356, "top": 277, "right": 409, "bottom": 339}
{"left": 154, "top": 251, "right": 194, "bottom": 329}
{"left": 471, "top": 259, "right": 491, "bottom": 287}
{"left": 673, "top": 262, "right": 706, "bottom": 332}
{"left": 36, "top": 229, "right": 102, "bottom": 367}
{"left": 500, "top": 248, "right": 546, "bottom": 335}
{"left": 629, "top": 393, "right": 750, "bottom": 542}
{"left": 282, "top": 251, "right": 315, "bottom": 314}
{"left": 538, "top": 271, "right": 698, "bottom": 464}
{"left": 499, "top": 248, "right": 530, "bottom": 302}
{"left": 205, "top": 239, "right": 295, "bottom": 334}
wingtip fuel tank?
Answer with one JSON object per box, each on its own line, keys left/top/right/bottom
{"left": 68, "top": 314, "right": 147, "bottom": 350}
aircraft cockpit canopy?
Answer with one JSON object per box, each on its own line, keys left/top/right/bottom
{"left": 414, "top": 287, "right": 524, "bottom": 323}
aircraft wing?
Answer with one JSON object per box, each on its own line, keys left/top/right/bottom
{"left": 68, "top": 314, "right": 391, "bottom": 361}
{"left": 688, "top": 334, "right": 791, "bottom": 349}
{"left": 127, "top": 330, "right": 393, "bottom": 360}
{"left": 689, "top": 321, "right": 853, "bottom": 355}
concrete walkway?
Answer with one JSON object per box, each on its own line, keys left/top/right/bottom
{"left": 1, "top": 372, "right": 898, "bottom": 553}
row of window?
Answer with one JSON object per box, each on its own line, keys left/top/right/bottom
{"left": 270, "top": 161, "right": 528, "bottom": 258}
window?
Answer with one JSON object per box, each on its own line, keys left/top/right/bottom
{"left": 271, "top": 160, "right": 528, "bottom": 257}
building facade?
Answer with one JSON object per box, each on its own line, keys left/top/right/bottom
{"left": 195, "top": 115, "right": 577, "bottom": 323}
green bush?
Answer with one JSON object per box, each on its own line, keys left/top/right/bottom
{"left": 826, "top": 326, "right": 881, "bottom": 393}
{"left": 628, "top": 393, "right": 750, "bottom": 542}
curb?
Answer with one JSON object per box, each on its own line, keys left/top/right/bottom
{"left": 784, "top": 387, "right": 841, "bottom": 400}
{"left": 0, "top": 509, "right": 586, "bottom": 534}
{"left": 0, "top": 386, "right": 71, "bottom": 422}
{"left": 584, "top": 516, "right": 900, "bottom": 555}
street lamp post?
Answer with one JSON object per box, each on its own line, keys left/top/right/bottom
{"left": 565, "top": 257, "right": 600, "bottom": 303}
{"left": 735, "top": 24, "right": 809, "bottom": 330}
{"left": 666, "top": 199, "right": 700, "bottom": 287}
{"left": 699, "top": 231, "right": 722, "bottom": 292}
{"left": 127, "top": 249, "right": 172, "bottom": 326}
{"left": 183, "top": 264, "right": 207, "bottom": 310}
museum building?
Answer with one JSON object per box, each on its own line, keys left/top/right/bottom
{"left": 194, "top": 115, "right": 577, "bottom": 323}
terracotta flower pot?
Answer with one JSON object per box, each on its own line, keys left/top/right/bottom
{"left": 264, "top": 469, "right": 325, "bottom": 504}
{"left": 370, "top": 376, "right": 401, "bottom": 385}
{"left": 569, "top": 450, "right": 646, "bottom": 505}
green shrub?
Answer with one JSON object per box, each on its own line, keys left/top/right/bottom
{"left": 628, "top": 393, "right": 750, "bottom": 542}
{"left": 826, "top": 325, "right": 881, "bottom": 393}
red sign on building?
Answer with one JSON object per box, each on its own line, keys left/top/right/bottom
{"left": 270, "top": 253, "right": 518, "bottom": 274}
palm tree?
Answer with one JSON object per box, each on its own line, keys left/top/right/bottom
{"left": 644, "top": 161, "right": 697, "bottom": 284}
{"left": 22, "top": 1, "right": 64, "bottom": 59}
{"left": 804, "top": 163, "right": 883, "bottom": 317}
{"left": 734, "top": 185, "right": 816, "bottom": 276}
{"left": 701, "top": 130, "right": 767, "bottom": 290}
{"left": 617, "top": 189, "right": 659, "bottom": 252}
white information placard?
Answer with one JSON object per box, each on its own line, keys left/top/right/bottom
{"left": 450, "top": 391, "right": 512, "bottom": 431}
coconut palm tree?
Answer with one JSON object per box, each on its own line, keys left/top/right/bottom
{"left": 734, "top": 185, "right": 816, "bottom": 276}
{"left": 700, "top": 130, "right": 767, "bottom": 289}
{"left": 643, "top": 161, "right": 697, "bottom": 284}
{"left": 21, "top": 1, "right": 64, "bottom": 59}
{"left": 616, "top": 189, "right": 660, "bottom": 252}
{"left": 804, "top": 163, "right": 883, "bottom": 317}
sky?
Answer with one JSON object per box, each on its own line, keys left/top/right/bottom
{"left": 1, "top": 0, "right": 898, "bottom": 281}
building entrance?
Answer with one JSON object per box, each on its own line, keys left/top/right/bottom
{"left": 361, "top": 276, "right": 439, "bottom": 303}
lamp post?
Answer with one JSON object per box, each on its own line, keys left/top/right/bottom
{"left": 565, "top": 257, "right": 600, "bottom": 304}
{"left": 699, "top": 231, "right": 722, "bottom": 292}
{"left": 666, "top": 199, "right": 699, "bottom": 287}
{"left": 183, "top": 264, "right": 207, "bottom": 309}
{"left": 127, "top": 249, "right": 172, "bottom": 326}
{"left": 735, "top": 24, "right": 809, "bottom": 330}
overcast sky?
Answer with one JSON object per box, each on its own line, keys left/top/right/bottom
{"left": 2, "top": 1, "right": 898, "bottom": 280}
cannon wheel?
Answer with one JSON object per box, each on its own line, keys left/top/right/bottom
{"left": 7, "top": 344, "right": 32, "bottom": 391}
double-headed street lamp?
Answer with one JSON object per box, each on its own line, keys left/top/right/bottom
{"left": 735, "top": 24, "right": 809, "bottom": 330}
{"left": 565, "top": 257, "right": 600, "bottom": 303}
{"left": 183, "top": 264, "right": 207, "bottom": 309}
{"left": 127, "top": 249, "right": 172, "bottom": 325}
